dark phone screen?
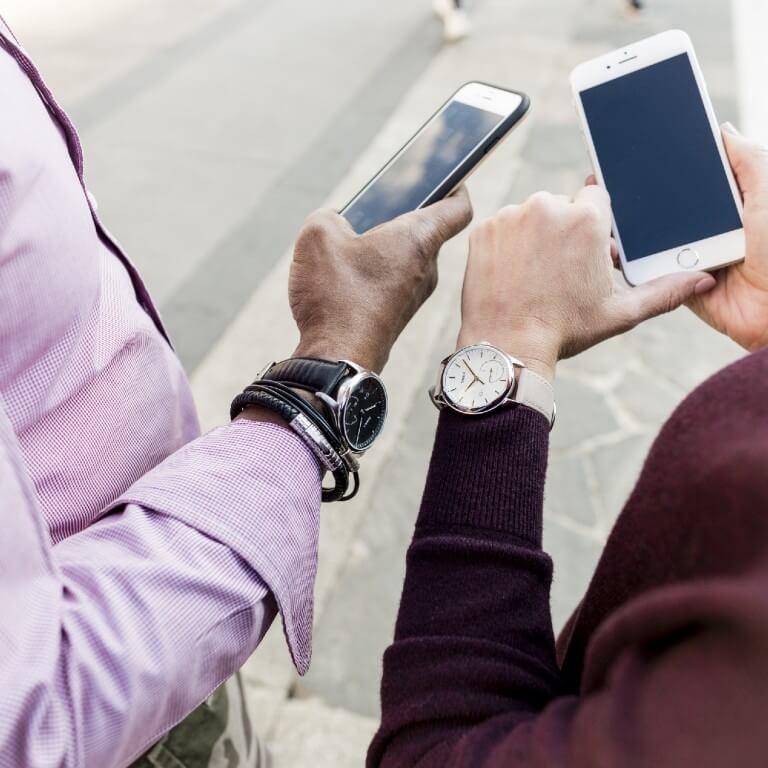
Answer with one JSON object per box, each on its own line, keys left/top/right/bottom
{"left": 580, "top": 53, "right": 741, "bottom": 262}
{"left": 343, "top": 100, "right": 504, "bottom": 234}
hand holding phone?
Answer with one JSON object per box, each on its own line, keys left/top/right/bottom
{"left": 342, "top": 82, "right": 529, "bottom": 234}
{"left": 291, "top": 188, "right": 472, "bottom": 374}
{"left": 686, "top": 125, "right": 768, "bottom": 352}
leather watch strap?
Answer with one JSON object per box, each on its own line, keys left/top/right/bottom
{"left": 514, "top": 368, "right": 555, "bottom": 424}
{"left": 263, "top": 357, "right": 351, "bottom": 395}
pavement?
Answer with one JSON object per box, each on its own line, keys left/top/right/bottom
{"left": 5, "top": 0, "right": 765, "bottom": 765}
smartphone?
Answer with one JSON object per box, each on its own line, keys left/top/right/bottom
{"left": 571, "top": 30, "right": 744, "bottom": 285}
{"left": 341, "top": 81, "right": 530, "bottom": 234}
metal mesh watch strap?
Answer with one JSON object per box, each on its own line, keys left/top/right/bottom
{"left": 263, "top": 357, "right": 352, "bottom": 395}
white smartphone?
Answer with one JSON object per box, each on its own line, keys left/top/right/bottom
{"left": 342, "top": 82, "right": 530, "bottom": 234}
{"left": 571, "top": 30, "right": 744, "bottom": 285}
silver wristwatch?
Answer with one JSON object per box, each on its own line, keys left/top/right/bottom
{"left": 430, "top": 342, "right": 556, "bottom": 427}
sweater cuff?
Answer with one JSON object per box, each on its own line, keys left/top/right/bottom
{"left": 417, "top": 405, "right": 549, "bottom": 546}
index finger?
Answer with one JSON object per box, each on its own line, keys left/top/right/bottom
{"left": 573, "top": 183, "right": 612, "bottom": 232}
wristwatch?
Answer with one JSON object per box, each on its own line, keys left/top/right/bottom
{"left": 430, "top": 342, "right": 556, "bottom": 426}
{"left": 261, "top": 357, "right": 388, "bottom": 454}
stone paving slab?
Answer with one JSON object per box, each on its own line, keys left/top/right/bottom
{"left": 268, "top": 699, "right": 377, "bottom": 768}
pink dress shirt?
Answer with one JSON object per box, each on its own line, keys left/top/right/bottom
{"left": 0, "top": 20, "right": 320, "bottom": 768}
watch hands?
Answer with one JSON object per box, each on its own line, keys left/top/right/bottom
{"left": 461, "top": 359, "right": 485, "bottom": 390}
{"left": 356, "top": 417, "right": 363, "bottom": 445}
{"left": 461, "top": 359, "right": 480, "bottom": 380}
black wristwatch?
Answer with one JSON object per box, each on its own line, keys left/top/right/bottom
{"left": 261, "top": 358, "right": 388, "bottom": 454}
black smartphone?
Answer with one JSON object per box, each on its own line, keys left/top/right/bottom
{"left": 341, "top": 81, "right": 530, "bottom": 234}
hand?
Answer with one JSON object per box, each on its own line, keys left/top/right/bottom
{"left": 685, "top": 125, "right": 768, "bottom": 351}
{"left": 457, "top": 187, "right": 716, "bottom": 382}
{"left": 290, "top": 188, "right": 472, "bottom": 373}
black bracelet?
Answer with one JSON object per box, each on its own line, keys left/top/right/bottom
{"left": 245, "top": 382, "right": 361, "bottom": 503}
{"left": 245, "top": 381, "right": 342, "bottom": 453}
{"left": 231, "top": 388, "right": 358, "bottom": 503}
{"left": 231, "top": 388, "right": 294, "bottom": 423}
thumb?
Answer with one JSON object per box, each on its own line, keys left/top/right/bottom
{"left": 618, "top": 271, "right": 716, "bottom": 326}
{"left": 397, "top": 185, "right": 474, "bottom": 250}
{"left": 722, "top": 124, "right": 768, "bottom": 211}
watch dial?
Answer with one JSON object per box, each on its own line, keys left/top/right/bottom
{"left": 342, "top": 375, "right": 387, "bottom": 451}
{"left": 442, "top": 345, "right": 512, "bottom": 412}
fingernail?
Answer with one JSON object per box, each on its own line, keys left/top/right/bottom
{"left": 695, "top": 276, "right": 716, "bottom": 295}
{"left": 722, "top": 122, "right": 740, "bottom": 135}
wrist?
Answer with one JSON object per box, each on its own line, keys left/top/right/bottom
{"left": 236, "top": 405, "right": 290, "bottom": 427}
{"left": 456, "top": 326, "right": 558, "bottom": 383}
{"left": 293, "top": 336, "right": 385, "bottom": 373}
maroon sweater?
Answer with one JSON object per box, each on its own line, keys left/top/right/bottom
{"left": 368, "top": 347, "right": 768, "bottom": 767}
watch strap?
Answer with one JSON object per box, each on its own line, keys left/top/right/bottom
{"left": 263, "top": 357, "right": 351, "bottom": 395}
{"left": 513, "top": 368, "right": 555, "bottom": 425}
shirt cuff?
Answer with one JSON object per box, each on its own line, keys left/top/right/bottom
{"left": 417, "top": 406, "right": 549, "bottom": 546}
{"left": 107, "top": 419, "right": 322, "bottom": 674}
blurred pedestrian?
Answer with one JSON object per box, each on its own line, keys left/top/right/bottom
{"left": 433, "top": 0, "right": 471, "bottom": 42}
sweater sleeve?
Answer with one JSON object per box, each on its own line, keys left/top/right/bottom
{"left": 369, "top": 403, "right": 768, "bottom": 767}
{"left": 368, "top": 406, "right": 560, "bottom": 766}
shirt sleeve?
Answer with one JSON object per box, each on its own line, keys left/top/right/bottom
{"left": 0, "top": 413, "right": 321, "bottom": 768}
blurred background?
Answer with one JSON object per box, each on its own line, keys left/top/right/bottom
{"left": 4, "top": 0, "right": 765, "bottom": 764}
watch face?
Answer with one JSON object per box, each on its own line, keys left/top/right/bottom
{"left": 341, "top": 374, "right": 388, "bottom": 451}
{"left": 442, "top": 344, "right": 513, "bottom": 413}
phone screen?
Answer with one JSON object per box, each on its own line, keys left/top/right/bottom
{"left": 343, "top": 100, "right": 505, "bottom": 234}
{"left": 580, "top": 53, "right": 741, "bottom": 262}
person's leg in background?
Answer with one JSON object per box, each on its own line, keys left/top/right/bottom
{"left": 131, "top": 676, "right": 270, "bottom": 768}
{"left": 433, "top": 0, "right": 471, "bottom": 42}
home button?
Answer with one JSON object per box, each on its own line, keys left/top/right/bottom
{"left": 677, "top": 248, "right": 700, "bottom": 269}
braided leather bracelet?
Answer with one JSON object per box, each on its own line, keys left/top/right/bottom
{"left": 247, "top": 380, "right": 361, "bottom": 498}
{"left": 231, "top": 387, "right": 358, "bottom": 502}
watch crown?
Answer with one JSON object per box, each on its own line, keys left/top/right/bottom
{"left": 428, "top": 385, "right": 446, "bottom": 410}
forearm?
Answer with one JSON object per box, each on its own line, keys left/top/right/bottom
{"left": 0, "top": 418, "right": 321, "bottom": 767}
{"left": 373, "top": 355, "right": 768, "bottom": 768}
{"left": 37, "top": 510, "right": 275, "bottom": 768}
{"left": 369, "top": 406, "right": 558, "bottom": 767}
